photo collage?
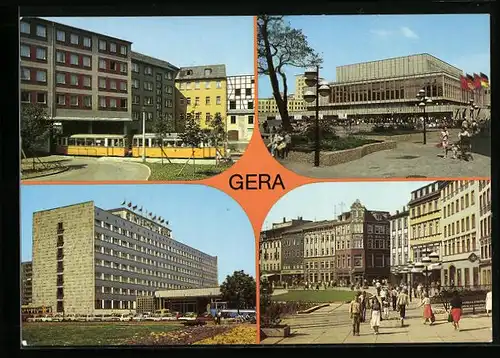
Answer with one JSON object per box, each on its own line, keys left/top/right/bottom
{"left": 19, "top": 12, "right": 492, "bottom": 347}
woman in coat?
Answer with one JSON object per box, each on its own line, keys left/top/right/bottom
{"left": 449, "top": 291, "right": 463, "bottom": 331}
{"left": 419, "top": 293, "right": 434, "bottom": 325}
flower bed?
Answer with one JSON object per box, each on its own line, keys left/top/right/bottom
{"left": 193, "top": 324, "right": 257, "bottom": 345}
{"left": 127, "top": 325, "right": 233, "bottom": 345}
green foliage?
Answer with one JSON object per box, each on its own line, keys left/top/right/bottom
{"left": 207, "top": 112, "right": 226, "bottom": 148}
{"left": 220, "top": 270, "right": 256, "bottom": 310}
{"left": 179, "top": 112, "right": 203, "bottom": 148}
{"left": 152, "top": 113, "right": 175, "bottom": 139}
{"left": 21, "top": 103, "right": 52, "bottom": 154}
{"left": 302, "top": 118, "right": 338, "bottom": 142}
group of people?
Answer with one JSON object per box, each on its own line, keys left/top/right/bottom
{"left": 267, "top": 130, "right": 292, "bottom": 159}
{"left": 439, "top": 119, "right": 479, "bottom": 160}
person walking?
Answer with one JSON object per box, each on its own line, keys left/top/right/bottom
{"left": 397, "top": 289, "right": 410, "bottom": 327}
{"left": 349, "top": 294, "right": 361, "bottom": 336}
{"left": 440, "top": 126, "right": 450, "bottom": 158}
{"left": 391, "top": 287, "right": 398, "bottom": 311}
{"left": 360, "top": 291, "right": 368, "bottom": 323}
{"left": 382, "top": 296, "right": 390, "bottom": 320}
{"left": 486, "top": 290, "right": 492, "bottom": 317}
{"left": 418, "top": 293, "right": 434, "bottom": 325}
{"left": 369, "top": 295, "right": 382, "bottom": 335}
{"left": 283, "top": 132, "right": 292, "bottom": 158}
{"left": 449, "top": 291, "right": 463, "bottom": 331}
{"left": 375, "top": 280, "right": 381, "bottom": 296}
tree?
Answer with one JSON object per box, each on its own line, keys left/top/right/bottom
{"left": 178, "top": 111, "right": 203, "bottom": 175}
{"left": 220, "top": 270, "right": 256, "bottom": 313}
{"left": 151, "top": 113, "right": 175, "bottom": 164}
{"left": 21, "top": 103, "right": 53, "bottom": 169}
{"left": 258, "top": 15, "right": 322, "bottom": 131}
{"left": 207, "top": 112, "right": 227, "bottom": 164}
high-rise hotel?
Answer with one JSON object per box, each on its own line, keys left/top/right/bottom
{"left": 32, "top": 201, "right": 218, "bottom": 315}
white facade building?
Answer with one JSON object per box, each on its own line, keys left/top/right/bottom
{"left": 389, "top": 207, "right": 410, "bottom": 277}
{"left": 441, "top": 180, "right": 481, "bottom": 288}
{"left": 226, "top": 75, "right": 255, "bottom": 142}
{"left": 478, "top": 180, "right": 492, "bottom": 285}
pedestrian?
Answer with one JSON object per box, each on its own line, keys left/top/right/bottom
{"left": 382, "top": 296, "right": 390, "bottom": 320}
{"left": 376, "top": 280, "right": 381, "bottom": 296}
{"left": 284, "top": 132, "right": 292, "bottom": 158}
{"left": 440, "top": 126, "right": 450, "bottom": 158}
{"left": 416, "top": 283, "right": 423, "bottom": 299}
{"left": 397, "top": 289, "right": 410, "bottom": 327}
{"left": 485, "top": 289, "right": 492, "bottom": 317}
{"left": 349, "top": 294, "right": 361, "bottom": 336}
{"left": 391, "top": 287, "right": 398, "bottom": 311}
{"left": 369, "top": 295, "right": 382, "bottom": 335}
{"left": 216, "top": 309, "right": 222, "bottom": 325}
{"left": 359, "top": 291, "right": 366, "bottom": 323}
{"left": 449, "top": 291, "right": 463, "bottom": 331}
{"left": 419, "top": 293, "right": 434, "bottom": 325}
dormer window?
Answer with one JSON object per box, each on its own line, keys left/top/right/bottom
{"left": 185, "top": 69, "right": 193, "bottom": 76}
{"left": 204, "top": 68, "right": 212, "bottom": 76}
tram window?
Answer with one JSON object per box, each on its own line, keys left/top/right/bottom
{"left": 69, "top": 138, "right": 76, "bottom": 145}
{"left": 152, "top": 139, "right": 160, "bottom": 147}
{"left": 86, "top": 139, "right": 94, "bottom": 146}
{"left": 137, "top": 139, "right": 143, "bottom": 147}
{"left": 117, "top": 139, "right": 123, "bottom": 147}
{"left": 95, "top": 139, "right": 104, "bottom": 147}
{"left": 76, "top": 138, "right": 85, "bottom": 146}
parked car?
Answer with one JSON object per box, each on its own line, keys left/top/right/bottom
{"left": 145, "top": 314, "right": 162, "bottom": 322}
{"left": 178, "top": 312, "right": 197, "bottom": 321}
{"left": 64, "top": 314, "right": 77, "bottom": 322}
{"left": 159, "top": 313, "right": 177, "bottom": 321}
{"left": 196, "top": 312, "right": 214, "bottom": 323}
{"left": 26, "top": 316, "right": 39, "bottom": 323}
{"left": 40, "top": 315, "right": 53, "bottom": 322}
{"left": 52, "top": 313, "right": 64, "bottom": 322}
{"left": 119, "top": 314, "right": 133, "bottom": 322}
{"left": 85, "top": 315, "right": 97, "bottom": 322}
{"left": 132, "top": 314, "right": 145, "bottom": 322}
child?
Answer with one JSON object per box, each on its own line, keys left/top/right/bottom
{"left": 382, "top": 297, "right": 390, "bottom": 320}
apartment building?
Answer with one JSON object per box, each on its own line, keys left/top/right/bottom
{"left": 389, "top": 207, "right": 410, "bottom": 280}
{"left": 441, "top": 181, "right": 481, "bottom": 287}
{"left": 303, "top": 221, "right": 336, "bottom": 284}
{"left": 478, "top": 180, "right": 492, "bottom": 285}
{"left": 31, "top": 201, "right": 218, "bottom": 315}
{"left": 226, "top": 75, "right": 255, "bottom": 141}
{"left": 131, "top": 52, "right": 179, "bottom": 134}
{"left": 175, "top": 65, "right": 227, "bottom": 129}
{"left": 20, "top": 17, "right": 133, "bottom": 137}
{"left": 21, "top": 261, "right": 33, "bottom": 305}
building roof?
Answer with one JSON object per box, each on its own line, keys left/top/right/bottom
{"left": 155, "top": 287, "right": 221, "bottom": 299}
{"left": 176, "top": 65, "right": 226, "bottom": 80}
{"left": 131, "top": 51, "right": 179, "bottom": 71}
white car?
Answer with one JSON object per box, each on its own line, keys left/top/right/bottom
{"left": 40, "top": 315, "right": 53, "bottom": 322}
{"left": 160, "top": 315, "right": 177, "bottom": 321}
{"left": 145, "top": 315, "right": 162, "bottom": 322}
{"left": 52, "top": 314, "right": 64, "bottom": 322}
{"left": 119, "top": 314, "right": 133, "bottom": 322}
{"left": 132, "top": 315, "right": 145, "bottom": 322}
{"left": 64, "top": 314, "right": 77, "bottom": 322}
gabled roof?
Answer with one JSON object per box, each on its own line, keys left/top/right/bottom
{"left": 176, "top": 64, "right": 226, "bottom": 80}
{"left": 131, "top": 51, "right": 178, "bottom": 71}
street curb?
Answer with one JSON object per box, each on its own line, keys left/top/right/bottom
{"left": 139, "top": 163, "right": 152, "bottom": 181}
{"left": 297, "top": 303, "right": 330, "bottom": 314}
{"left": 22, "top": 166, "right": 70, "bottom": 181}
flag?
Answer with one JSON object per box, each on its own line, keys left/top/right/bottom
{"left": 139, "top": 206, "right": 143, "bottom": 212}
{"left": 149, "top": 212, "right": 152, "bottom": 217}
{"left": 473, "top": 73, "right": 482, "bottom": 89}
{"left": 127, "top": 202, "right": 132, "bottom": 208}
{"left": 460, "top": 76, "right": 468, "bottom": 90}
{"left": 121, "top": 200, "right": 126, "bottom": 205}
{"left": 466, "top": 74, "right": 475, "bottom": 91}
{"left": 480, "top": 72, "right": 489, "bottom": 88}
{"left": 132, "top": 205, "right": 137, "bottom": 210}
{"left": 152, "top": 216, "right": 156, "bottom": 220}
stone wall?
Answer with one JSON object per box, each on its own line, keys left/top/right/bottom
{"left": 287, "top": 141, "right": 396, "bottom": 166}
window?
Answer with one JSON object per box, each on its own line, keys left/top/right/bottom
{"left": 110, "top": 80, "right": 117, "bottom": 90}
{"left": 20, "top": 44, "right": 31, "bottom": 58}
{"left": 21, "top": 68, "right": 30, "bottom": 81}
{"left": 229, "top": 100, "right": 236, "bottom": 109}
{"left": 166, "top": 99, "right": 173, "bottom": 108}
{"left": 120, "top": 63, "right": 127, "bottom": 73}
{"left": 99, "top": 78, "right": 106, "bottom": 89}
{"left": 132, "top": 95, "right": 140, "bottom": 104}
{"left": 144, "top": 66, "right": 153, "bottom": 75}
{"left": 132, "top": 79, "right": 139, "bottom": 89}
{"left": 83, "top": 36, "right": 91, "bottom": 48}
{"left": 186, "top": 97, "right": 191, "bottom": 105}
{"left": 99, "top": 97, "right": 106, "bottom": 107}
{"left": 132, "top": 63, "right": 139, "bottom": 73}
{"left": 56, "top": 73, "right": 66, "bottom": 84}
{"left": 248, "top": 115, "right": 254, "bottom": 124}
{"left": 21, "top": 91, "right": 30, "bottom": 103}
{"left": 110, "top": 98, "right": 117, "bottom": 108}
{"left": 99, "top": 40, "right": 106, "bottom": 50}
{"left": 57, "top": 95, "right": 65, "bottom": 105}
{"left": 120, "top": 81, "right": 126, "bottom": 91}
{"left": 36, "top": 25, "right": 46, "bottom": 38}
{"left": 216, "top": 81, "right": 222, "bottom": 88}
{"left": 195, "top": 81, "right": 200, "bottom": 89}
{"left": 70, "top": 54, "right": 79, "bottom": 65}
{"left": 70, "top": 33, "right": 79, "bottom": 45}
{"left": 248, "top": 101, "right": 254, "bottom": 109}
{"left": 56, "top": 30, "right": 65, "bottom": 41}
{"left": 84, "top": 96, "right": 92, "bottom": 107}
{"left": 56, "top": 51, "right": 65, "bottom": 63}
{"left": 195, "top": 97, "right": 200, "bottom": 105}
{"left": 120, "top": 45, "right": 127, "bottom": 55}
{"left": 20, "top": 21, "right": 30, "bottom": 34}
{"left": 36, "top": 70, "right": 46, "bottom": 83}
{"left": 166, "top": 85, "right": 173, "bottom": 94}
{"left": 230, "top": 115, "right": 236, "bottom": 124}
{"left": 99, "top": 59, "right": 106, "bottom": 69}
{"left": 205, "top": 81, "right": 211, "bottom": 89}
{"left": 70, "top": 74, "right": 79, "bottom": 86}
{"left": 110, "top": 42, "right": 117, "bottom": 52}
{"left": 83, "top": 56, "right": 91, "bottom": 67}
{"left": 216, "top": 96, "right": 221, "bottom": 105}
{"left": 36, "top": 92, "right": 46, "bottom": 104}
{"left": 70, "top": 95, "right": 79, "bottom": 106}
{"left": 36, "top": 47, "right": 47, "bottom": 60}
{"left": 144, "top": 82, "right": 153, "bottom": 91}
{"left": 144, "top": 97, "right": 153, "bottom": 105}
{"left": 119, "top": 98, "right": 127, "bottom": 108}
{"left": 147, "top": 112, "right": 153, "bottom": 120}
{"left": 245, "top": 88, "right": 252, "bottom": 96}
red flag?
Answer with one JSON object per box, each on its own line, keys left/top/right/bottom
{"left": 460, "top": 76, "right": 468, "bottom": 90}
{"left": 473, "top": 73, "right": 482, "bottom": 89}
{"left": 465, "top": 74, "right": 475, "bottom": 91}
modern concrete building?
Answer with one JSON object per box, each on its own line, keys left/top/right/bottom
{"left": 303, "top": 221, "right": 336, "bottom": 284}
{"left": 21, "top": 261, "right": 33, "bottom": 305}
{"left": 31, "top": 201, "right": 218, "bottom": 315}
{"left": 226, "top": 75, "right": 255, "bottom": 142}
{"left": 130, "top": 52, "right": 179, "bottom": 133}
{"left": 20, "top": 17, "right": 134, "bottom": 137}
{"left": 389, "top": 207, "right": 410, "bottom": 282}
{"left": 441, "top": 181, "right": 481, "bottom": 287}
{"left": 478, "top": 180, "right": 492, "bottom": 286}
{"left": 175, "top": 65, "right": 227, "bottom": 129}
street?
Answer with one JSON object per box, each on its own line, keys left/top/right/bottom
{"left": 23, "top": 156, "right": 151, "bottom": 182}
{"left": 261, "top": 301, "right": 492, "bottom": 344}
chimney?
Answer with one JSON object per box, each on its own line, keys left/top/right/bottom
{"left": 403, "top": 206, "right": 406, "bottom": 212}
{"left": 396, "top": 210, "right": 399, "bottom": 215}
{"left": 283, "top": 217, "right": 286, "bottom": 223}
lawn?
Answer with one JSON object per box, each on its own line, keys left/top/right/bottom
{"left": 22, "top": 322, "right": 183, "bottom": 346}
{"left": 146, "top": 162, "right": 233, "bottom": 181}
{"left": 271, "top": 289, "right": 357, "bottom": 303}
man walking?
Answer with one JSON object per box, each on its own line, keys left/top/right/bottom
{"left": 349, "top": 293, "right": 361, "bottom": 336}
{"left": 397, "top": 289, "right": 410, "bottom": 327}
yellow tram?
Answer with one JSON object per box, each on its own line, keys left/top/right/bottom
{"left": 131, "top": 133, "right": 224, "bottom": 159}
{"left": 56, "top": 134, "right": 128, "bottom": 157}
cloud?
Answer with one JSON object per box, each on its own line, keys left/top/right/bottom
{"left": 400, "top": 26, "right": 419, "bottom": 39}
{"left": 370, "top": 29, "right": 392, "bottom": 37}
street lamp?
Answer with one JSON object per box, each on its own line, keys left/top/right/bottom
{"left": 141, "top": 107, "right": 146, "bottom": 163}
{"left": 304, "top": 66, "right": 330, "bottom": 167}
{"left": 406, "top": 261, "right": 414, "bottom": 302}
{"left": 416, "top": 89, "right": 433, "bottom": 145}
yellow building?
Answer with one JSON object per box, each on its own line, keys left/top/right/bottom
{"left": 175, "top": 65, "right": 227, "bottom": 129}
{"left": 258, "top": 95, "right": 307, "bottom": 113}
{"left": 408, "top": 181, "right": 448, "bottom": 264}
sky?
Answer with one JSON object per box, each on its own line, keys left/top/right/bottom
{"left": 42, "top": 16, "right": 254, "bottom": 76}
{"left": 21, "top": 185, "right": 255, "bottom": 283}
{"left": 259, "top": 14, "right": 490, "bottom": 98}
{"left": 263, "top": 181, "right": 434, "bottom": 230}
